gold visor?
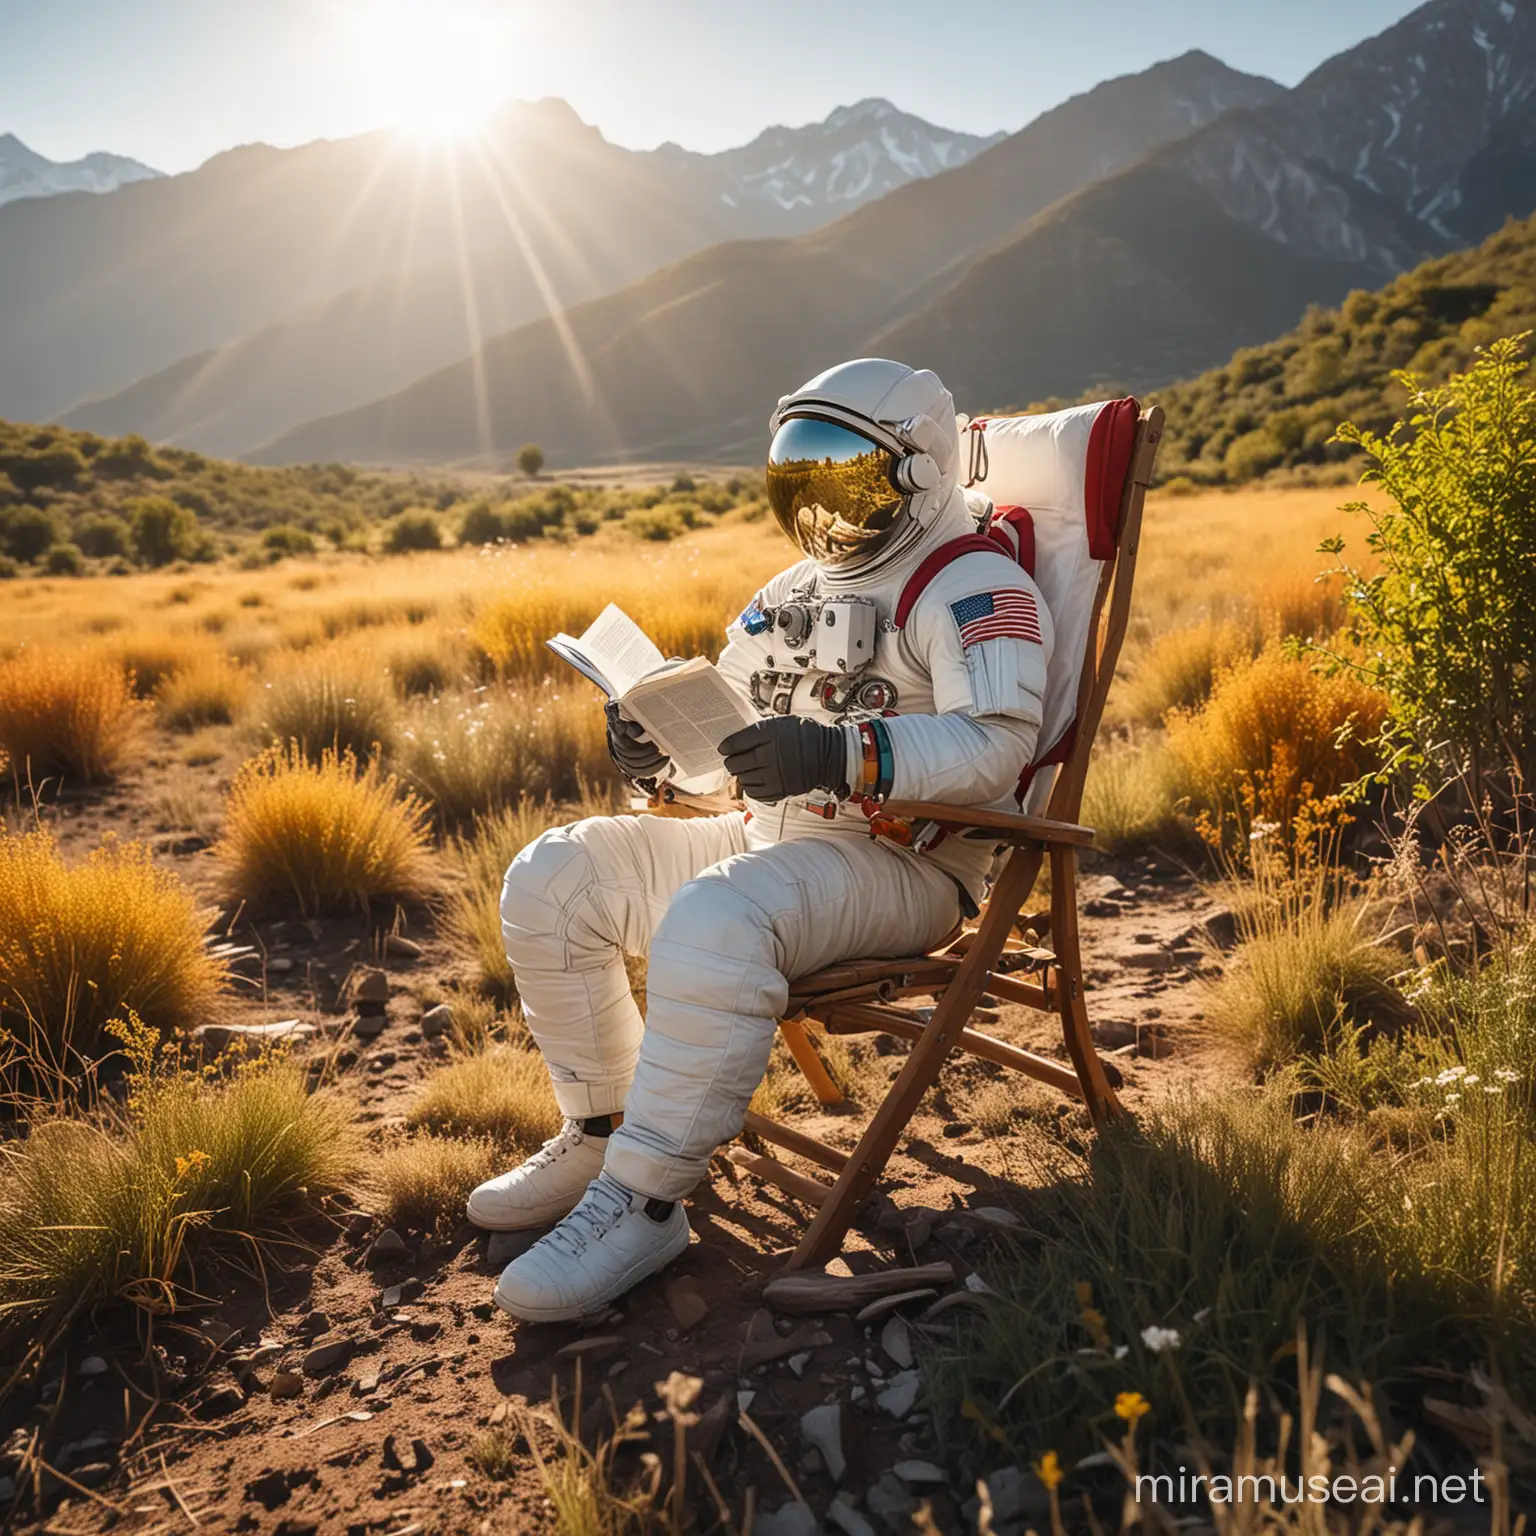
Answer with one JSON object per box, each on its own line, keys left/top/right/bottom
{"left": 766, "top": 416, "right": 905, "bottom": 568}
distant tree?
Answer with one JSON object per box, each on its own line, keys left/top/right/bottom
{"left": 0, "top": 441, "right": 87, "bottom": 493}
{"left": 261, "top": 523, "right": 317, "bottom": 556}
{"left": 75, "top": 512, "right": 133, "bottom": 559}
{"left": 458, "top": 503, "right": 507, "bottom": 546}
{"left": 126, "top": 495, "right": 198, "bottom": 567}
{"left": 516, "top": 443, "right": 545, "bottom": 479}
{"left": 384, "top": 509, "right": 442, "bottom": 553}
{"left": 93, "top": 433, "right": 174, "bottom": 481}
{"left": 3, "top": 506, "right": 61, "bottom": 562}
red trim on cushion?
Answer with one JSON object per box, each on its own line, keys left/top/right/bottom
{"left": 893, "top": 534, "right": 1003, "bottom": 628}
{"left": 993, "top": 506, "right": 1036, "bottom": 577}
{"left": 1015, "top": 720, "right": 1077, "bottom": 806}
{"left": 1082, "top": 397, "right": 1140, "bottom": 561}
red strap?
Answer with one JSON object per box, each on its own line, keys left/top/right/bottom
{"left": 1015, "top": 720, "right": 1077, "bottom": 806}
{"left": 993, "top": 505, "right": 1036, "bottom": 576}
{"left": 893, "top": 534, "right": 1006, "bottom": 628}
{"left": 1083, "top": 397, "right": 1140, "bottom": 561}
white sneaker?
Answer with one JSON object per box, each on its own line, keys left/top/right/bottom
{"left": 493, "top": 1172, "right": 691, "bottom": 1322}
{"left": 466, "top": 1119, "right": 609, "bottom": 1231}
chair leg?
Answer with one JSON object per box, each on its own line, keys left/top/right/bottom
{"left": 1049, "top": 846, "right": 1127, "bottom": 1125}
{"left": 786, "top": 846, "right": 1043, "bottom": 1270}
{"left": 778, "top": 1017, "right": 844, "bottom": 1106}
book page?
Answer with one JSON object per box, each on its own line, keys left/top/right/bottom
{"left": 579, "top": 604, "right": 667, "bottom": 699}
{"left": 622, "top": 658, "right": 757, "bottom": 780}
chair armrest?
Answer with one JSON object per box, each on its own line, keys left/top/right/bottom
{"left": 645, "top": 786, "right": 745, "bottom": 818}
{"left": 880, "top": 799, "right": 1096, "bottom": 847}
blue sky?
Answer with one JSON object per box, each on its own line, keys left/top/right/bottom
{"left": 2, "top": 0, "right": 1423, "bottom": 173}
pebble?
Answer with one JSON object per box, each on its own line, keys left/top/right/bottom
{"left": 410, "top": 1319, "right": 441, "bottom": 1343}
{"left": 867, "top": 1471, "right": 916, "bottom": 1526}
{"left": 664, "top": 1274, "right": 710, "bottom": 1331}
{"left": 386, "top": 934, "right": 424, "bottom": 958}
{"left": 854, "top": 1289, "right": 937, "bottom": 1323}
{"left": 367, "top": 1228, "right": 411, "bottom": 1265}
{"left": 737, "top": 1390, "right": 756, "bottom": 1414}
{"left": 71, "top": 1462, "right": 113, "bottom": 1488}
{"left": 269, "top": 1370, "right": 303, "bottom": 1399}
{"left": 969, "top": 1207, "right": 1023, "bottom": 1231}
{"left": 420, "top": 1002, "right": 453, "bottom": 1036}
{"left": 799, "top": 1402, "right": 846, "bottom": 1481}
{"left": 351, "top": 1013, "right": 387, "bottom": 1040}
{"left": 787, "top": 1352, "right": 811, "bottom": 1377}
{"left": 194, "top": 1019, "right": 315, "bottom": 1053}
{"left": 352, "top": 969, "right": 390, "bottom": 1008}
{"left": 893, "top": 1459, "right": 946, "bottom": 1486}
{"left": 827, "top": 1496, "right": 879, "bottom": 1536}
{"left": 486, "top": 1229, "right": 540, "bottom": 1266}
{"left": 301, "top": 1338, "right": 354, "bottom": 1377}
{"left": 77, "top": 1355, "right": 108, "bottom": 1378}
{"left": 880, "top": 1316, "right": 913, "bottom": 1371}
{"left": 753, "top": 1502, "right": 818, "bottom": 1536}
{"left": 875, "top": 1369, "right": 921, "bottom": 1418}
{"left": 196, "top": 1383, "right": 246, "bottom": 1418}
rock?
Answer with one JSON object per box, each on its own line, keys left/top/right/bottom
{"left": 935, "top": 1221, "right": 977, "bottom": 1251}
{"left": 1117, "top": 949, "right": 1181, "bottom": 971}
{"left": 903, "top": 1213, "right": 935, "bottom": 1251}
{"left": 269, "top": 1370, "right": 303, "bottom": 1400}
{"left": 268, "top": 957, "right": 296, "bottom": 975}
{"left": 486, "top": 1229, "right": 540, "bottom": 1266}
{"left": 367, "top": 1051, "right": 397, "bottom": 1072}
{"left": 799, "top": 1402, "right": 846, "bottom": 1481}
{"left": 827, "top": 1495, "right": 879, "bottom": 1536}
{"left": 867, "top": 1471, "right": 916, "bottom": 1528}
{"left": 976, "top": 1465, "right": 1045, "bottom": 1526}
{"left": 1138, "top": 1029, "right": 1176, "bottom": 1059}
{"left": 1090, "top": 1018, "right": 1138, "bottom": 1050}
{"left": 367, "top": 1228, "right": 411, "bottom": 1265}
{"left": 471, "top": 1302, "right": 495, "bottom": 1322}
{"left": 354, "top": 1370, "right": 381, "bottom": 1396}
{"left": 964, "top": 1273, "right": 993, "bottom": 1294}
{"left": 753, "top": 1502, "right": 818, "bottom": 1536}
{"left": 787, "top": 1352, "right": 811, "bottom": 1377}
{"left": 77, "top": 1355, "right": 108, "bottom": 1378}
{"left": 419, "top": 1002, "right": 452, "bottom": 1036}
{"left": 1185, "top": 906, "right": 1238, "bottom": 951}
{"left": 352, "top": 969, "right": 390, "bottom": 1010}
{"left": 195, "top": 1019, "right": 315, "bottom": 1054}
{"left": 410, "top": 1319, "right": 442, "bottom": 1343}
{"left": 880, "top": 1316, "right": 913, "bottom": 1371}
{"left": 343, "top": 1211, "right": 374, "bottom": 1242}
{"left": 398, "top": 1277, "right": 425, "bottom": 1303}
{"left": 72, "top": 1462, "right": 113, "bottom": 1488}
{"left": 664, "top": 1275, "right": 710, "bottom": 1332}
{"left": 380, "top": 1285, "right": 403, "bottom": 1309}
{"left": 737, "top": 1390, "right": 756, "bottom": 1414}
{"left": 854, "top": 1289, "right": 937, "bottom": 1323}
{"left": 893, "top": 1459, "right": 946, "bottom": 1486}
{"left": 274, "top": 1521, "right": 319, "bottom": 1536}
{"left": 196, "top": 1382, "right": 246, "bottom": 1418}
{"left": 386, "top": 933, "right": 424, "bottom": 959}
{"left": 875, "top": 1369, "right": 921, "bottom": 1418}
{"left": 301, "top": 1338, "right": 354, "bottom": 1377}
{"left": 351, "top": 1012, "right": 387, "bottom": 1040}
{"left": 299, "top": 1310, "right": 330, "bottom": 1336}
{"left": 742, "top": 1321, "right": 832, "bottom": 1369}
{"left": 1083, "top": 898, "right": 1121, "bottom": 918}
{"left": 968, "top": 1207, "right": 1023, "bottom": 1231}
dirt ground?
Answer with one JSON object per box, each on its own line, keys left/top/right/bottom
{"left": 4, "top": 736, "right": 1235, "bottom": 1536}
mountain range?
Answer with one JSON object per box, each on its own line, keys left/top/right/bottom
{"left": 0, "top": 99, "right": 998, "bottom": 454}
{"left": 0, "top": 133, "right": 161, "bottom": 207}
{"left": 250, "top": 0, "right": 1536, "bottom": 469}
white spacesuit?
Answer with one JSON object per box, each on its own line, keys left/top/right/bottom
{"left": 477, "top": 358, "right": 1054, "bottom": 1321}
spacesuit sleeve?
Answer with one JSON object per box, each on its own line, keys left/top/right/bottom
{"left": 872, "top": 553, "right": 1053, "bottom": 805}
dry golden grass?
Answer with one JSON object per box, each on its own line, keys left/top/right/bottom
{"left": 0, "top": 830, "right": 225, "bottom": 1066}
{"left": 105, "top": 628, "right": 210, "bottom": 697}
{"left": 247, "top": 655, "right": 401, "bottom": 763}
{"left": 217, "top": 742, "right": 436, "bottom": 915}
{"left": 371, "top": 1133, "right": 500, "bottom": 1236}
{"left": 0, "top": 649, "right": 148, "bottom": 784}
{"left": 1164, "top": 647, "right": 1389, "bottom": 833}
{"left": 1118, "top": 619, "right": 1255, "bottom": 727}
{"left": 156, "top": 652, "right": 254, "bottom": 731}
{"left": 406, "top": 1043, "right": 559, "bottom": 1152}
{"left": 1079, "top": 737, "right": 1188, "bottom": 854}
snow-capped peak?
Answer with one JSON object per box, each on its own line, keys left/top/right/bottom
{"left": 0, "top": 133, "right": 163, "bottom": 207}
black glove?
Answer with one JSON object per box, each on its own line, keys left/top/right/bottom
{"left": 605, "top": 700, "right": 670, "bottom": 784}
{"left": 719, "top": 716, "right": 847, "bottom": 803}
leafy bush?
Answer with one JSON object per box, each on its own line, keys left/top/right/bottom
{"left": 1325, "top": 338, "right": 1536, "bottom": 790}
{"left": 3, "top": 505, "right": 60, "bottom": 562}
{"left": 459, "top": 502, "right": 508, "bottom": 546}
{"left": 127, "top": 494, "right": 199, "bottom": 566}
{"left": 75, "top": 511, "right": 132, "bottom": 558}
{"left": 406, "top": 1044, "right": 558, "bottom": 1153}
{"left": 43, "top": 541, "right": 85, "bottom": 576}
{"left": 384, "top": 509, "right": 442, "bottom": 553}
{"left": 0, "top": 648, "right": 148, "bottom": 782}
{"left": 1164, "top": 647, "right": 1387, "bottom": 838}
{"left": 249, "top": 660, "right": 399, "bottom": 762}
{"left": 217, "top": 742, "right": 435, "bottom": 914}
{"left": 0, "top": 831, "right": 225, "bottom": 1067}
{"left": 261, "top": 523, "right": 317, "bottom": 556}
{"left": 0, "top": 440, "right": 86, "bottom": 492}
{"left": 0, "top": 1026, "right": 358, "bottom": 1354}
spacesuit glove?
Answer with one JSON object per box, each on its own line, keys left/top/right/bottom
{"left": 718, "top": 716, "right": 848, "bottom": 803}
{"left": 605, "top": 700, "right": 670, "bottom": 782}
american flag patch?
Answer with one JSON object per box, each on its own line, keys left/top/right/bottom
{"left": 950, "top": 590, "right": 1042, "bottom": 648}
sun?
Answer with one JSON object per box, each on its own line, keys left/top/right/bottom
{"left": 354, "top": 1, "right": 519, "bottom": 139}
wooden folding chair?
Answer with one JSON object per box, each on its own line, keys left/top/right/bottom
{"left": 659, "top": 401, "right": 1164, "bottom": 1270}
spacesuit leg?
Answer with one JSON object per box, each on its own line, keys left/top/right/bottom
{"left": 604, "top": 836, "right": 963, "bottom": 1199}
{"left": 499, "top": 812, "right": 747, "bottom": 1118}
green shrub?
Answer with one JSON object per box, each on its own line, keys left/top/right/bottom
{"left": 4, "top": 506, "right": 60, "bottom": 562}
{"left": 516, "top": 442, "right": 545, "bottom": 478}
{"left": 127, "top": 495, "right": 199, "bottom": 567}
{"left": 459, "top": 503, "right": 506, "bottom": 545}
{"left": 384, "top": 509, "right": 442, "bottom": 553}
{"left": 1325, "top": 337, "right": 1536, "bottom": 790}
{"left": 43, "top": 541, "right": 85, "bottom": 576}
{"left": 0, "top": 440, "right": 87, "bottom": 492}
{"left": 261, "top": 523, "right": 316, "bottom": 556}
{"left": 75, "top": 512, "right": 132, "bottom": 558}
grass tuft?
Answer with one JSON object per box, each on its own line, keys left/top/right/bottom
{"left": 248, "top": 658, "right": 400, "bottom": 763}
{"left": 0, "top": 648, "right": 148, "bottom": 785}
{"left": 1079, "top": 737, "right": 1187, "bottom": 855}
{"left": 156, "top": 652, "right": 253, "bottom": 731}
{"left": 217, "top": 742, "right": 436, "bottom": 915}
{"left": 406, "top": 1044, "right": 559, "bottom": 1153}
{"left": 1120, "top": 620, "right": 1253, "bottom": 727}
{"left": 371, "top": 1133, "right": 500, "bottom": 1236}
{"left": 0, "top": 830, "right": 225, "bottom": 1069}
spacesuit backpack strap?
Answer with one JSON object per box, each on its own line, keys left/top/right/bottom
{"left": 892, "top": 512, "right": 1038, "bottom": 630}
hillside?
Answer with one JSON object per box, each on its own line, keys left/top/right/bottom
{"left": 0, "top": 132, "right": 161, "bottom": 206}
{"left": 254, "top": 49, "right": 1280, "bottom": 467}
{"left": 1144, "top": 209, "right": 1536, "bottom": 484}
{"left": 259, "top": 0, "right": 1536, "bottom": 470}
{"left": 3, "top": 100, "right": 999, "bottom": 454}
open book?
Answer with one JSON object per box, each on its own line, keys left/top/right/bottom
{"left": 548, "top": 604, "right": 756, "bottom": 783}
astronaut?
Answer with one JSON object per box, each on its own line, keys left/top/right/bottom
{"left": 474, "top": 358, "right": 1054, "bottom": 1322}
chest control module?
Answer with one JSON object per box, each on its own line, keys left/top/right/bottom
{"left": 815, "top": 598, "right": 877, "bottom": 674}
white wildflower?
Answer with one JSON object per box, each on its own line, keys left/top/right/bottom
{"left": 1140, "top": 1326, "right": 1183, "bottom": 1353}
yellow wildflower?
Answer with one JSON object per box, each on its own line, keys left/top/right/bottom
{"left": 174, "top": 1150, "right": 211, "bottom": 1180}
{"left": 1115, "top": 1391, "right": 1151, "bottom": 1423}
{"left": 1034, "top": 1450, "right": 1064, "bottom": 1490}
